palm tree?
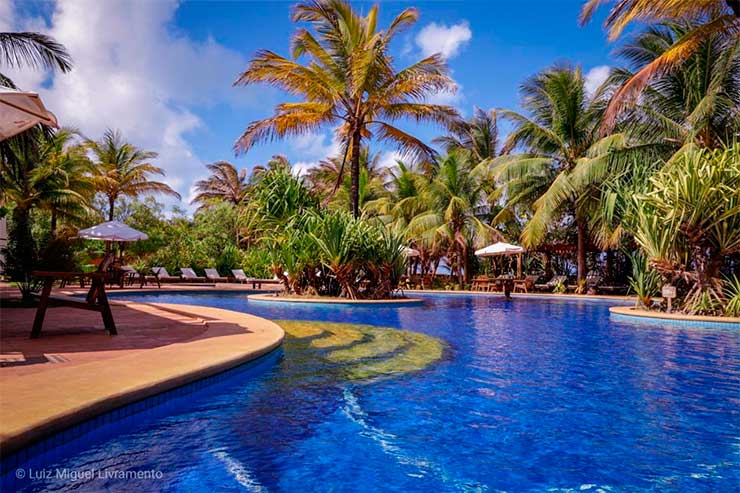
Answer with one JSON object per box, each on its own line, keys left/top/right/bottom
{"left": 88, "top": 129, "right": 180, "bottom": 221}
{"left": 234, "top": 0, "right": 459, "bottom": 218}
{"left": 434, "top": 108, "right": 503, "bottom": 165}
{"left": 491, "top": 65, "right": 615, "bottom": 282}
{"left": 0, "top": 31, "right": 72, "bottom": 87}
{"left": 191, "top": 161, "right": 248, "bottom": 210}
{"left": 0, "top": 129, "right": 92, "bottom": 299}
{"left": 33, "top": 129, "right": 94, "bottom": 236}
{"left": 611, "top": 20, "right": 740, "bottom": 149}
{"left": 409, "top": 152, "right": 497, "bottom": 287}
{"left": 579, "top": 0, "right": 740, "bottom": 129}
{"left": 577, "top": 20, "right": 740, "bottom": 251}
{"left": 306, "top": 147, "right": 388, "bottom": 208}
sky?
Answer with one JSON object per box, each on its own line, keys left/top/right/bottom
{"left": 1, "top": 0, "right": 618, "bottom": 212}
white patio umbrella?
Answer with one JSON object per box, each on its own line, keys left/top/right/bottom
{"left": 474, "top": 242, "right": 525, "bottom": 257}
{"left": 0, "top": 86, "right": 58, "bottom": 141}
{"left": 475, "top": 241, "right": 526, "bottom": 278}
{"left": 77, "top": 221, "right": 148, "bottom": 242}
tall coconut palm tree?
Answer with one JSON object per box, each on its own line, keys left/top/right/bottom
{"left": 491, "top": 65, "right": 619, "bottom": 282}
{"left": 88, "top": 129, "right": 180, "bottom": 221}
{"left": 191, "top": 161, "right": 248, "bottom": 210}
{"left": 234, "top": 0, "right": 459, "bottom": 218}
{"left": 579, "top": 0, "right": 740, "bottom": 129}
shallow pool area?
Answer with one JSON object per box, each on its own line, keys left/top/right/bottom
{"left": 3, "top": 293, "right": 739, "bottom": 492}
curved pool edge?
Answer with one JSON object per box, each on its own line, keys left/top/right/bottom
{"left": 609, "top": 306, "right": 740, "bottom": 328}
{"left": 247, "top": 293, "right": 425, "bottom": 306}
{"left": 0, "top": 302, "right": 284, "bottom": 457}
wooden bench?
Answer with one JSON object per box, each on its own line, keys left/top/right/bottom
{"left": 30, "top": 271, "right": 117, "bottom": 339}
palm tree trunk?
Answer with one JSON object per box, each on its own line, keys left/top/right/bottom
{"left": 108, "top": 196, "right": 115, "bottom": 221}
{"left": 8, "top": 205, "right": 37, "bottom": 302}
{"left": 577, "top": 219, "right": 587, "bottom": 282}
{"left": 350, "top": 130, "right": 361, "bottom": 218}
{"left": 50, "top": 207, "right": 58, "bottom": 238}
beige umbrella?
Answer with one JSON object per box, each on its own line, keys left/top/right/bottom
{"left": 475, "top": 242, "right": 526, "bottom": 278}
{"left": 77, "top": 221, "right": 148, "bottom": 242}
{"left": 0, "top": 86, "right": 58, "bottom": 141}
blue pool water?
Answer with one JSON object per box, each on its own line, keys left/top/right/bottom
{"left": 4, "top": 293, "right": 740, "bottom": 492}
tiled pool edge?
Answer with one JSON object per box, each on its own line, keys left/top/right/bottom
{"left": 609, "top": 306, "right": 740, "bottom": 328}
{"left": 0, "top": 347, "right": 282, "bottom": 483}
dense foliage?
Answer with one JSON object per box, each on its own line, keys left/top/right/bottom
{"left": 1, "top": 0, "right": 739, "bottom": 311}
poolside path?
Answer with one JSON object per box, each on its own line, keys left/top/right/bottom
{"left": 0, "top": 284, "right": 284, "bottom": 455}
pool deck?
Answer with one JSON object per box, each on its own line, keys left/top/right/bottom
{"left": 0, "top": 284, "right": 284, "bottom": 456}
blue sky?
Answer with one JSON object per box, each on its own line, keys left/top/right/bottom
{"left": 2, "top": 0, "right": 617, "bottom": 210}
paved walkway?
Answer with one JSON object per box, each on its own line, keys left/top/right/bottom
{"left": 0, "top": 284, "right": 284, "bottom": 455}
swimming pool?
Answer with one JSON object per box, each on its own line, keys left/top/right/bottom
{"left": 4, "top": 293, "right": 739, "bottom": 492}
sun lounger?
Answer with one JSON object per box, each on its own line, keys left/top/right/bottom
{"left": 534, "top": 275, "right": 567, "bottom": 292}
{"left": 205, "top": 268, "right": 229, "bottom": 282}
{"left": 152, "top": 267, "right": 181, "bottom": 283}
{"left": 231, "top": 269, "right": 249, "bottom": 283}
{"left": 180, "top": 267, "right": 206, "bottom": 282}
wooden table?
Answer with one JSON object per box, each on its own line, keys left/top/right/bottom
{"left": 31, "top": 271, "right": 117, "bottom": 339}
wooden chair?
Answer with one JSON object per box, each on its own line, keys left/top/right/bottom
{"left": 514, "top": 274, "right": 540, "bottom": 293}
{"left": 31, "top": 271, "right": 117, "bottom": 338}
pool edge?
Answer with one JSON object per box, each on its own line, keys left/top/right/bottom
{"left": 609, "top": 306, "right": 740, "bottom": 327}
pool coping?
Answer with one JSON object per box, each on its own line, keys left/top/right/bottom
{"left": 407, "top": 289, "right": 635, "bottom": 302}
{"left": 246, "top": 293, "right": 424, "bottom": 306}
{"left": 0, "top": 302, "right": 285, "bottom": 456}
{"left": 609, "top": 306, "right": 740, "bottom": 327}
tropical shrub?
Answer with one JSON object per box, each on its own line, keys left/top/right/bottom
{"left": 627, "top": 251, "right": 662, "bottom": 309}
{"left": 630, "top": 145, "right": 740, "bottom": 314}
{"left": 724, "top": 276, "right": 740, "bottom": 317}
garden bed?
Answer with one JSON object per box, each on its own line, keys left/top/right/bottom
{"left": 246, "top": 293, "right": 424, "bottom": 305}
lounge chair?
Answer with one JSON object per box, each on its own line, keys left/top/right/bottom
{"left": 534, "top": 275, "right": 567, "bottom": 292}
{"left": 568, "top": 274, "right": 603, "bottom": 293}
{"left": 180, "top": 267, "right": 206, "bottom": 282}
{"left": 513, "top": 274, "right": 540, "bottom": 293}
{"left": 231, "top": 269, "right": 249, "bottom": 283}
{"left": 205, "top": 268, "right": 229, "bottom": 282}
{"left": 151, "top": 267, "right": 181, "bottom": 283}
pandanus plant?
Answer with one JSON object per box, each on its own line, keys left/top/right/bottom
{"left": 631, "top": 144, "right": 740, "bottom": 314}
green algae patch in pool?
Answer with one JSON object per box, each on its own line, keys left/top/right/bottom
{"left": 276, "top": 320, "right": 444, "bottom": 381}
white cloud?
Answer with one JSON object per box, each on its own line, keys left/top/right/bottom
{"left": 427, "top": 82, "right": 464, "bottom": 106}
{"left": 2, "top": 0, "right": 264, "bottom": 210}
{"left": 288, "top": 131, "right": 342, "bottom": 175}
{"left": 378, "top": 150, "right": 405, "bottom": 169}
{"left": 415, "top": 22, "right": 472, "bottom": 60}
{"left": 584, "top": 65, "right": 611, "bottom": 97}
